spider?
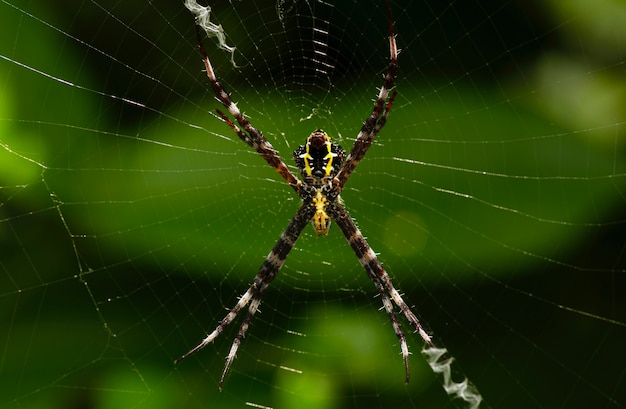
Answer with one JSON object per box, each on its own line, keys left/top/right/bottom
{"left": 176, "top": 0, "right": 433, "bottom": 389}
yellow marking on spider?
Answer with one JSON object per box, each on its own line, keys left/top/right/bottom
{"left": 299, "top": 149, "right": 314, "bottom": 177}
{"left": 323, "top": 145, "right": 337, "bottom": 177}
{"left": 311, "top": 189, "right": 330, "bottom": 235}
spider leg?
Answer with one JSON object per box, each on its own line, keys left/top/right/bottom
{"left": 194, "top": 23, "right": 302, "bottom": 194}
{"left": 175, "top": 202, "right": 313, "bottom": 389}
{"left": 335, "top": 0, "right": 398, "bottom": 189}
{"left": 331, "top": 202, "right": 433, "bottom": 384}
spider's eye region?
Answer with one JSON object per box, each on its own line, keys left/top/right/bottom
{"left": 293, "top": 129, "right": 345, "bottom": 179}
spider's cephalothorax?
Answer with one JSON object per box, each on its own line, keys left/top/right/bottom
{"left": 178, "top": 0, "right": 434, "bottom": 390}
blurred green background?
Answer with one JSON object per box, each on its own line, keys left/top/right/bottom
{"left": 1, "top": 0, "right": 625, "bottom": 408}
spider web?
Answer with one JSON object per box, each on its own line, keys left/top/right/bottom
{"left": 1, "top": 0, "right": 625, "bottom": 408}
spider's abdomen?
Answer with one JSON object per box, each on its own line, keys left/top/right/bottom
{"left": 294, "top": 129, "right": 345, "bottom": 181}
